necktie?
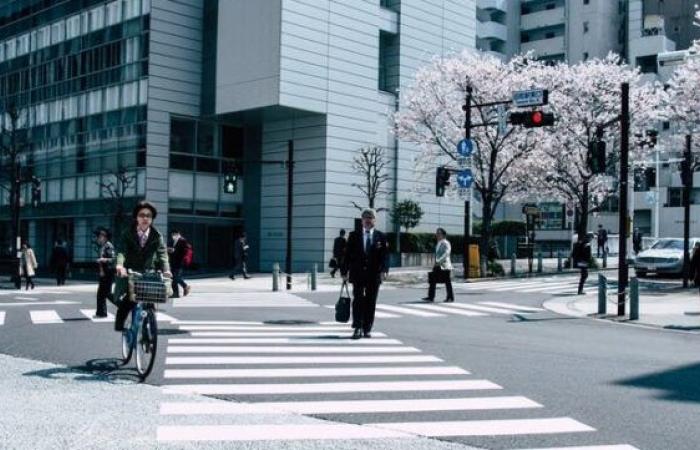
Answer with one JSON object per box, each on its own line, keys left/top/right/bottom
{"left": 365, "top": 231, "right": 371, "bottom": 254}
{"left": 138, "top": 231, "right": 148, "bottom": 248}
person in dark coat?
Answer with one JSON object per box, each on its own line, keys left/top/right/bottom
{"left": 230, "top": 232, "right": 251, "bottom": 280}
{"left": 341, "top": 208, "right": 389, "bottom": 339}
{"left": 596, "top": 224, "right": 608, "bottom": 258}
{"left": 168, "top": 229, "right": 191, "bottom": 298}
{"left": 329, "top": 229, "right": 347, "bottom": 278}
{"left": 690, "top": 242, "right": 700, "bottom": 292}
{"left": 113, "top": 201, "right": 171, "bottom": 331}
{"left": 49, "top": 240, "right": 70, "bottom": 286}
{"left": 572, "top": 234, "right": 592, "bottom": 295}
{"left": 94, "top": 227, "right": 114, "bottom": 318}
{"left": 633, "top": 228, "right": 643, "bottom": 255}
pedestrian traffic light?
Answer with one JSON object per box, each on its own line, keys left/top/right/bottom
{"left": 223, "top": 173, "right": 237, "bottom": 194}
{"left": 435, "top": 166, "right": 451, "bottom": 197}
{"left": 30, "top": 177, "right": 41, "bottom": 208}
{"left": 509, "top": 110, "right": 555, "bottom": 128}
{"left": 589, "top": 140, "right": 606, "bottom": 174}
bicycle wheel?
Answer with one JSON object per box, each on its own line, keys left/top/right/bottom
{"left": 121, "top": 312, "right": 133, "bottom": 364}
{"left": 136, "top": 309, "right": 158, "bottom": 378}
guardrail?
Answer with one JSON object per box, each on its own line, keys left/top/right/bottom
{"left": 597, "top": 273, "right": 639, "bottom": 320}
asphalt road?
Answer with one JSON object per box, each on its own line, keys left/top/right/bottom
{"left": 1, "top": 275, "right": 699, "bottom": 449}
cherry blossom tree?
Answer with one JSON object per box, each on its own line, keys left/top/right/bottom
{"left": 528, "top": 54, "right": 666, "bottom": 238}
{"left": 395, "top": 50, "right": 545, "bottom": 265}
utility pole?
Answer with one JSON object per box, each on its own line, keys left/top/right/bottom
{"left": 463, "top": 83, "right": 472, "bottom": 280}
{"left": 618, "top": 82, "right": 630, "bottom": 316}
{"left": 683, "top": 134, "right": 692, "bottom": 289}
{"left": 286, "top": 140, "right": 294, "bottom": 291}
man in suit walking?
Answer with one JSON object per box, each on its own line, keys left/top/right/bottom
{"left": 341, "top": 208, "right": 389, "bottom": 340}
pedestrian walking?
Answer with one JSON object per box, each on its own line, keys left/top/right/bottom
{"left": 572, "top": 234, "right": 592, "bottom": 295}
{"left": 633, "top": 228, "right": 643, "bottom": 255}
{"left": 596, "top": 224, "right": 608, "bottom": 258}
{"left": 329, "top": 229, "right": 347, "bottom": 278}
{"left": 423, "top": 228, "right": 454, "bottom": 302}
{"left": 19, "top": 242, "right": 38, "bottom": 290}
{"left": 95, "top": 227, "right": 114, "bottom": 318}
{"left": 113, "top": 201, "right": 171, "bottom": 331}
{"left": 690, "top": 242, "right": 700, "bottom": 292}
{"left": 168, "top": 229, "right": 192, "bottom": 298}
{"left": 49, "top": 240, "right": 70, "bottom": 286}
{"left": 230, "top": 232, "right": 251, "bottom": 280}
{"left": 341, "top": 208, "right": 389, "bottom": 339}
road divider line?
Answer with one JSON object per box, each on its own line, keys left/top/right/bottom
{"left": 375, "top": 304, "right": 444, "bottom": 317}
{"left": 29, "top": 310, "right": 63, "bottom": 324}
{"left": 163, "top": 366, "right": 469, "bottom": 379}
{"left": 160, "top": 396, "right": 540, "bottom": 415}
{"left": 161, "top": 379, "right": 502, "bottom": 395}
{"left": 14, "top": 297, "right": 38, "bottom": 301}
{"left": 165, "top": 355, "right": 443, "bottom": 365}
{"left": 166, "top": 345, "right": 420, "bottom": 354}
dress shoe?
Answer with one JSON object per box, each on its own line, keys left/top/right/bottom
{"left": 444, "top": 298, "right": 454, "bottom": 303}
{"left": 184, "top": 285, "right": 191, "bottom": 296}
{"left": 244, "top": 275, "right": 251, "bottom": 279}
{"left": 229, "top": 275, "right": 235, "bottom": 280}
{"left": 422, "top": 297, "right": 434, "bottom": 302}
{"left": 351, "top": 328, "right": 362, "bottom": 340}
{"left": 93, "top": 314, "right": 108, "bottom": 319}
{"left": 363, "top": 331, "right": 372, "bottom": 338}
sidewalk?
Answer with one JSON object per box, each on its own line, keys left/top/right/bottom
{"left": 544, "top": 286, "right": 700, "bottom": 333}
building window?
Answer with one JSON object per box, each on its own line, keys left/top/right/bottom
{"left": 378, "top": 31, "right": 399, "bottom": 93}
{"left": 197, "top": 122, "right": 217, "bottom": 156}
{"left": 668, "top": 188, "right": 684, "bottom": 207}
{"left": 583, "top": 22, "right": 589, "bottom": 34}
{"left": 546, "top": 3, "right": 556, "bottom": 10}
{"left": 171, "top": 118, "right": 196, "bottom": 154}
{"left": 222, "top": 126, "right": 244, "bottom": 159}
{"left": 636, "top": 55, "right": 658, "bottom": 74}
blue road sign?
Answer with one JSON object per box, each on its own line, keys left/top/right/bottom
{"left": 457, "top": 139, "right": 473, "bottom": 157}
{"left": 457, "top": 169, "right": 474, "bottom": 189}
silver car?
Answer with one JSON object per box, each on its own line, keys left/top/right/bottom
{"left": 634, "top": 238, "right": 700, "bottom": 277}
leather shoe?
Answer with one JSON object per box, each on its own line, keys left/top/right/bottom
{"left": 422, "top": 297, "right": 434, "bottom": 302}
{"left": 184, "top": 285, "right": 191, "bottom": 296}
{"left": 351, "top": 328, "right": 362, "bottom": 340}
{"left": 363, "top": 331, "right": 372, "bottom": 338}
{"left": 444, "top": 298, "right": 454, "bottom": 303}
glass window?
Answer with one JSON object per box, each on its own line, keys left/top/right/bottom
{"left": 64, "top": 96, "right": 78, "bottom": 119}
{"left": 221, "top": 126, "right": 244, "bottom": 159}
{"left": 0, "top": 40, "right": 4, "bottom": 62}
{"left": 5, "top": 39, "right": 15, "bottom": 59}
{"left": 125, "top": 36, "right": 140, "bottom": 63}
{"left": 197, "top": 122, "right": 216, "bottom": 156}
{"left": 90, "top": 6, "right": 105, "bottom": 31}
{"left": 51, "top": 21, "right": 65, "bottom": 45}
{"left": 139, "top": 78, "right": 148, "bottom": 104}
{"left": 88, "top": 89, "right": 103, "bottom": 115}
{"left": 16, "top": 33, "right": 29, "bottom": 56}
{"left": 36, "top": 103, "right": 48, "bottom": 125}
{"left": 122, "top": 81, "right": 138, "bottom": 107}
{"left": 81, "top": 12, "right": 90, "bottom": 34}
{"left": 171, "top": 118, "right": 196, "bottom": 154}
{"left": 105, "top": 85, "right": 120, "bottom": 111}
{"left": 106, "top": 1, "right": 123, "bottom": 26}
{"left": 125, "top": 0, "right": 142, "bottom": 19}
{"left": 77, "top": 93, "right": 87, "bottom": 117}
{"left": 66, "top": 14, "right": 81, "bottom": 40}
{"left": 49, "top": 100, "right": 63, "bottom": 123}
{"left": 37, "top": 25, "right": 50, "bottom": 49}
{"left": 142, "top": 0, "right": 151, "bottom": 15}
{"left": 170, "top": 154, "right": 194, "bottom": 170}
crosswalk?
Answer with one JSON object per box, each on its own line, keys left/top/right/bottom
{"left": 157, "top": 321, "right": 638, "bottom": 449}
{"left": 456, "top": 276, "right": 592, "bottom": 295}
{"left": 172, "top": 291, "right": 317, "bottom": 308}
{"left": 324, "top": 301, "right": 546, "bottom": 319}
{"left": 0, "top": 308, "right": 176, "bottom": 326}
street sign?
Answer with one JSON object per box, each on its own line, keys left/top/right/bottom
{"left": 457, "top": 139, "right": 473, "bottom": 157}
{"left": 512, "top": 89, "right": 548, "bottom": 108}
{"left": 456, "top": 169, "right": 474, "bottom": 189}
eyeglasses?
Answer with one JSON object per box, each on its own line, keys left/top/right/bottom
{"left": 137, "top": 213, "right": 152, "bottom": 218}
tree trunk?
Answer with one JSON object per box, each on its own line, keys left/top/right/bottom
{"left": 480, "top": 199, "right": 493, "bottom": 275}
{"left": 576, "top": 180, "right": 590, "bottom": 239}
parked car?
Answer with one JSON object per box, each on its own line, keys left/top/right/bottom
{"left": 634, "top": 238, "right": 700, "bottom": 277}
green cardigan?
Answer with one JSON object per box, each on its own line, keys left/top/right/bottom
{"left": 114, "top": 225, "right": 170, "bottom": 303}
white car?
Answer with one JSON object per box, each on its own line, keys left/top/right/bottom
{"left": 634, "top": 238, "right": 700, "bottom": 277}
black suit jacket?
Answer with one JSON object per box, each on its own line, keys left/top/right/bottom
{"left": 171, "top": 237, "right": 189, "bottom": 269}
{"left": 341, "top": 229, "right": 389, "bottom": 285}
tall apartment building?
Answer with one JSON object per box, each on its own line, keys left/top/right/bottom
{"left": 477, "top": 0, "right": 625, "bottom": 63}
{"left": 0, "top": 0, "right": 476, "bottom": 272}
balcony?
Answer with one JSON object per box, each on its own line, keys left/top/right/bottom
{"left": 521, "top": 35, "right": 565, "bottom": 58}
{"left": 477, "top": 0, "right": 506, "bottom": 13}
{"left": 521, "top": 7, "right": 565, "bottom": 31}
{"left": 476, "top": 20, "right": 507, "bottom": 43}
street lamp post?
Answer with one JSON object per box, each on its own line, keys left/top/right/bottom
{"left": 682, "top": 134, "right": 693, "bottom": 289}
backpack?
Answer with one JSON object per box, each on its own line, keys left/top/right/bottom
{"left": 182, "top": 243, "right": 194, "bottom": 267}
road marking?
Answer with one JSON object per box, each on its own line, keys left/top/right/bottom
{"left": 161, "top": 396, "right": 540, "bottom": 415}
{"left": 166, "top": 345, "right": 420, "bottom": 354}
{"left": 0, "top": 311, "right": 4, "bottom": 325}
{"left": 520, "top": 283, "right": 579, "bottom": 293}
{"left": 172, "top": 320, "right": 267, "bottom": 325}
{"left": 157, "top": 423, "right": 413, "bottom": 442}
{"left": 479, "top": 301, "right": 546, "bottom": 312}
{"left": 174, "top": 304, "right": 318, "bottom": 308}
{"left": 177, "top": 325, "right": 352, "bottom": 332}
{"left": 322, "top": 305, "right": 399, "bottom": 318}
{"left": 166, "top": 355, "right": 442, "bottom": 365}
{"left": 162, "top": 379, "right": 502, "bottom": 395}
{"left": 461, "top": 279, "right": 565, "bottom": 290}
{"left": 512, "top": 445, "right": 639, "bottom": 450}
{"left": 0, "top": 301, "right": 79, "bottom": 307}
{"left": 490, "top": 281, "right": 575, "bottom": 292}
{"left": 156, "top": 312, "right": 177, "bottom": 322}
{"left": 166, "top": 337, "right": 403, "bottom": 345}
{"left": 30, "top": 310, "right": 63, "bottom": 324}
{"left": 14, "top": 297, "right": 38, "bottom": 301}
{"left": 187, "top": 331, "right": 388, "bottom": 338}
{"left": 80, "top": 309, "right": 115, "bottom": 322}
{"left": 442, "top": 303, "right": 521, "bottom": 315}
{"left": 163, "top": 366, "right": 469, "bottom": 379}
{"left": 409, "top": 303, "right": 487, "bottom": 317}
{"left": 375, "top": 304, "right": 444, "bottom": 317}
{"left": 366, "top": 417, "right": 595, "bottom": 437}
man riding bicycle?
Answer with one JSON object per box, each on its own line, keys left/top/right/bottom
{"left": 114, "top": 201, "right": 171, "bottom": 331}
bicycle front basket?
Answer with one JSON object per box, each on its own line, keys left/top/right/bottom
{"left": 133, "top": 274, "right": 169, "bottom": 303}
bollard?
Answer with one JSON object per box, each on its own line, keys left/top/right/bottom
{"left": 511, "top": 253, "right": 516, "bottom": 277}
{"left": 537, "top": 252, "right": 543, "bottom": 273}
{"left": 598, "top": 273, "right": 607, "bottom": 315}
{"left": 557, "top": 251, "right": 562, "bottom": 272}
{"left": 603, "top": 252, "right": 607, "bottom": 269}
{"left": 311, "top": 263, "right": 317, "bottom": 291}
{"left": 272, "top": 263, "right": 280, "bottom": 292}
{"left": 630, "top": 277, "right": 639, "bottom": 320}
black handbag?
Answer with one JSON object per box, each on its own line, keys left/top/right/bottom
{"left": 335, "top": 281, "right": 351, "bottom": 323}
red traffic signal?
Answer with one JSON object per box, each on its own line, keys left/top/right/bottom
{"left": 435, "top": 166, "right": 451, "bottom": 197}
{"left": 509, "top": 110, "right": 555, "bottom": 128}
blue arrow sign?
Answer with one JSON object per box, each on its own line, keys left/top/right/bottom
{"left": 457, "top": 139, "right": 473, "bottom": 157}
{"left": 457, "top": 169, "right": 474, "bottom": 189}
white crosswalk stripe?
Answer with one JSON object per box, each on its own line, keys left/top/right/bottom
{"left": 408, "top": 303, "right": 487, "bottom": 317}
{"left": 30, "top": 310, "right": 63, "bottom": 324}
{"left": 80, "top": 309, "right": 115, "bottom": 322}
{"left": 0, "top": 311, "right": 4, "bottom": 326}
{"left": 514, "top": 446, "right": 640, "bottom": 450}
{"left": 156, "top": 323, "right": 634, "bottom": 448}
{"left": 479, "top": 301, "right": 546, "bottom": 312}
{"left": 323, "top": 304, "right": 400, "bottom": 318}
{"left": 375, "top": 304, "right": 444, "bottom": 317}
{"left": 173, "top": 292, "right": 317, "bottom": 308}
{"left": 442, "top": 303, "right": 523, "bottom": 315}
{"left": 458, "top": 277, "right": 586, "bottom": 294}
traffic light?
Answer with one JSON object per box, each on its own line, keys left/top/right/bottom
{"left": 646, "top": 129, "right": 658, "bottom": 147}
{"left": 435, "top": 166, "right": 451, "bottom": 197}
{"left": 223, "top": 173, "right": 238, "bottom": 194}
{"left": 30, "top": 177, "right": 41, "bottom": 208}
{"left": 509, "top": 110, "right": 555, "bottom": 128}
{"left": 589, "top": 140, "right": 607, "bottom": 174}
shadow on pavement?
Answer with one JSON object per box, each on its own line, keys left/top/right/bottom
{"left": 23, "top": 358, "right": 141, "bottom": 384}
{"left": 616, "top": 362, "right": 700, "bottom": 403}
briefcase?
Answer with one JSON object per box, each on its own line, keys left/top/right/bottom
{"left": 335, "top": 281, "right": 351, "bottom": 323}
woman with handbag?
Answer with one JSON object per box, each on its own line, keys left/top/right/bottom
{"left": 423, "top": 228, "right": 454, "bottom": 302}
{"left": 20, "top": 242, "right": 38, "bottom": 290}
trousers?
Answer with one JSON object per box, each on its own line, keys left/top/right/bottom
{"left": 352, "top": 280, "right": 380, "bottom": 332}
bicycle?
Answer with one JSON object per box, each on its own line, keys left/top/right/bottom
{"left": 120, "top": 270, "right": 170, "bottom": 379}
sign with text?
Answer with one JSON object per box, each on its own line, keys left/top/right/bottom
{"left": 512, "top": 89, "right": 548, "bottom": 108}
